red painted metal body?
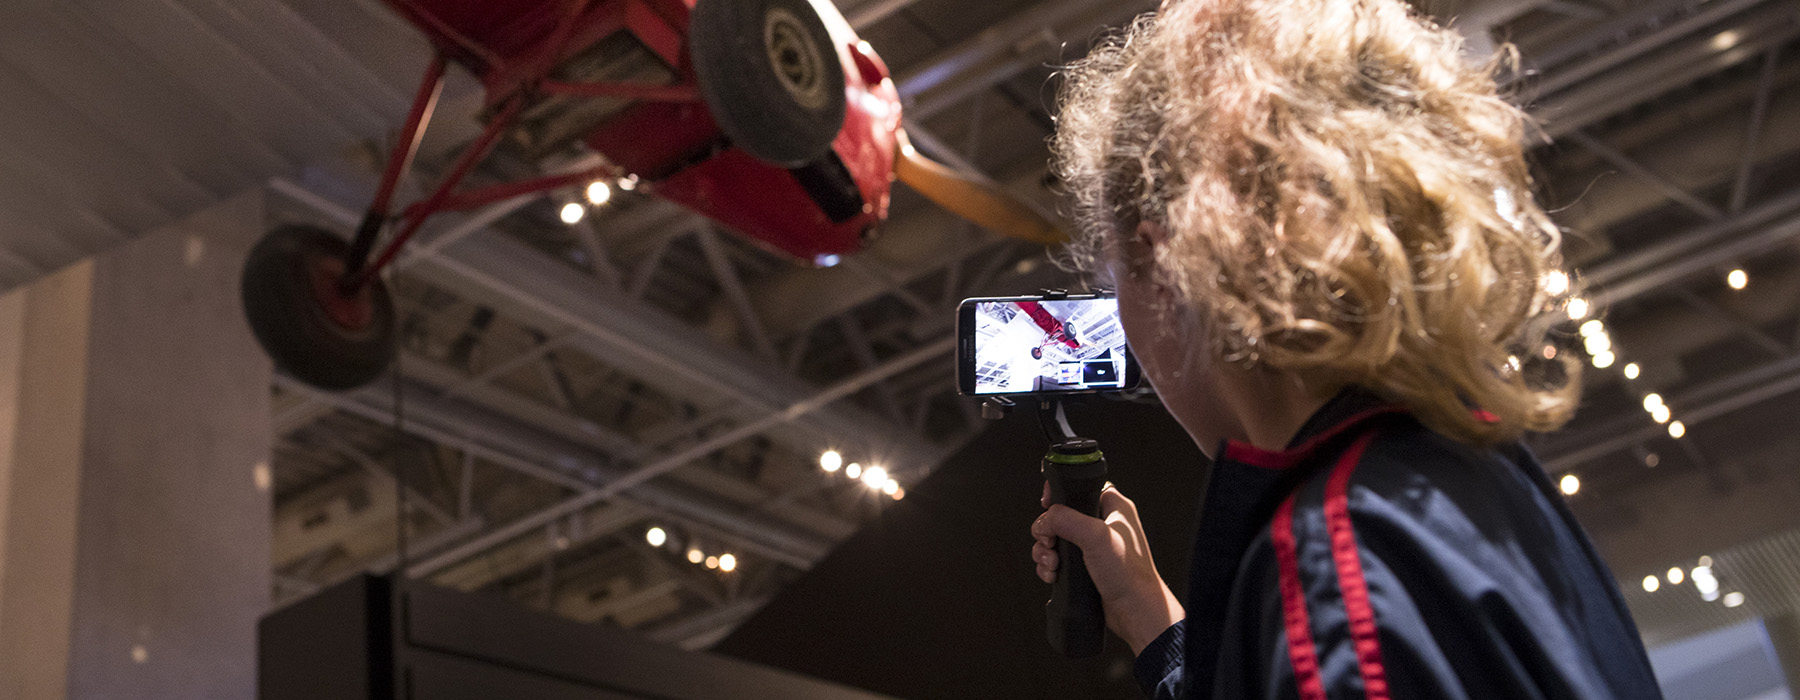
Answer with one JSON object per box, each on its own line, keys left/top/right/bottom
{"left": 369, "top": 0, "right": 900, "bottom": 266}
{"left": 1016, "top": 301, "right": 1080, "bottom": 350}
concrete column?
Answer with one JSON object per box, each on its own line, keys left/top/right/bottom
{"left": 1763, "top": 613, "right": 1800, "bottom": 699}
{"left": 0, "top": 191, "right": 272, "bottom": 699}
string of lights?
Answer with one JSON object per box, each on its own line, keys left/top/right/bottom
{"left": 1547, "top": 266, "right": 1747, "bottom": 496}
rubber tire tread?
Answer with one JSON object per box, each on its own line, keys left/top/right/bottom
{"left": 690, "top": 0, "right": 846, "bottom": 166}
{"left": 241, "top": 225, "right": 396, "bottom": 390}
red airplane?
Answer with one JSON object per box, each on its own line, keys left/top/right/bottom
{"left": 1015, "top": 300, "right": 1080, "bottom": 352}
{"left": 241, "top": 0, "right": 1064, "bottom": 390}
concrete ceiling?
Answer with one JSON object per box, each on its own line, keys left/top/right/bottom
{"left": 3, "top": 0, "right": 1798, "bottom": 659}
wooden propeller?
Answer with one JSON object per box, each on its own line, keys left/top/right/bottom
{"left": 892, "top": 129, "right": 1067, "bottom": 246}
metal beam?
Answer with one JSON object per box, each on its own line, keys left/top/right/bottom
{"left": 406, "top": 336, "right": 954, "bottom": 577}
{"left": 1564, "top": 131, "right": 1723, "bottom": 221}
{"left": 1730, "top": 47, "right": 1782, "bottom": 214}
{"left": 274, "top": 375, "right": 836, "bottom": 572}
{"left": 1545, "top": 351, "right": 1800, "bottom": 471}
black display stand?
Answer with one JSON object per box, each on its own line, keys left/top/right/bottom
{"left": 259, "top": 573, "right": 901, "bottom": 700}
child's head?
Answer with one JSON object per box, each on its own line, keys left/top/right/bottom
{"left": 1053, "top": 0, "right": 1577, "bottom": 445}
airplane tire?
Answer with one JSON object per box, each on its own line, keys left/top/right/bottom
{"left": 241, "top": 225, "right": 395, "bottom": 390}
{"left": 691, "top": 0, "right": 846, "bottom": 167}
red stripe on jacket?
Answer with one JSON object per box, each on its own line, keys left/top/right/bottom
{"left": 1272, "top": 429, "right": 1391, "bottom": 699}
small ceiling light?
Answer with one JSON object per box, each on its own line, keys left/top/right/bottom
{"left": 1712, "top": 30, "right": 1742, "bottom": 51}
{"left": 1723, "top": 591, "right": 1745, "bottom": 608}
{"left": 882, "top": 479, "right": 899, "bottom": 496}
{"left": 646, "top": 527, "right": 667, "bottom": 547}
{"left": 1543, "top": 270, "right": 1570, "bottom": 296}
{"left": 1703, "top": 589, "right": 1721, "bottom": 602}
{"left": 1668, "top": 420, "right": 1686, "bottom": 439}
{"left": 1699, "top": 555, "right": 1713, "bottom": 567}
{"left": 1592, "top": 351, "right": 1616, "bottom": 369}
{"left": 892, "top": 487, "right": 906, "bottom": 500}
{"left": 814, "top": 254, "right": 842, "bottom": 268}
{"left": 1542, "top": 345, "right": 1558, "bottom": 360}
{"left": 1727, "top": 269, "right": 1747, "bottom": 290}
{"left": 617, "top": 174, "right": 638, "bottom": 191}
{"left": 845, "top": 463, "right": 862, "bottom": 480}
{"left": 718, "top": 553, "right": 737, "bottom": 572}
{"left": 861, "top": 465, "right": 888, "bottom": 489}
{"left": 1583, "top": 333, "right": 1612, "bottom": 356}
{"left": 559, "top": 202, "right": 586, "bottom": 224}
{"left": 687, "top": 548, "right": 704, "bottom": 564}
{"left": 820, "top": 450, "right": 843, "bottom": 472}
{"left": 1643, "top": 394, "right": 1664, "bottom": 412}
{"left": 1623, "top": 363, "right": 1641, "bottom": 380}
{"left": 1693, "top": 566, "right": 1718, "bottom": 595}
{"left": 1667, "top": 567, "right": 1684, "bottom": 585}
{"left": 1650, "top": 404, "right": 1671, "bottom": 424}
{"left": 1559, "top": 474, "right": 1580, "bottom": 495}
{"left": 705, "top": 555, "right": 719, "bottom": 569}
{"left": 1579, "top": 319, "right": 1605, "bottom": 338}
{"left": 1506, "top": 355, "right": 1521, "bottom": 372}
{"left": 585, "top": 180, "right": 612, "bottom": 206}
{"left": 1645, "top": 452, "right": 1660, "bottom": 468}
{"left": 1567, "top": 297, "right": 1590, "bottom": 320}
{"left": 1642, "top": 575, "right": 1659, "bottom": 592}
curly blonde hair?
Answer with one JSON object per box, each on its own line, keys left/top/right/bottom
{"left": 1053, "top": 0, "right": 1576, "bottom": 445}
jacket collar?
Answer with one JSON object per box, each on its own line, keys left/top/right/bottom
{"left": 1215, "top": 387, "right": 1406, "bottom": 470}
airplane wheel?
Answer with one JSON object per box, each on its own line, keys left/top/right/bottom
{"left": 691, "top": 0, "right": 846, "bottom": 167}
{"left": 241, "top": 225, "right": 396, "bottom": 390}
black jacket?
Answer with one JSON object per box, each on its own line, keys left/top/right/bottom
{"left": 1134, "top": 390, "right": 1663, "bottom": 699}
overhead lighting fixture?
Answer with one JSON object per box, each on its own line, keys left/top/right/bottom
{"left": 1583, "top": 333, "right": 1612, "bottom": 356}
{"left": 861, "top": 466, "right": 888, "bottom": 489}
{"left": 646, "top": 527, "right": 667, "bottom": 547}
{"left": 1667, "top": 567, "right": 1684, "bottom": 585}
{"left": 892, "top": 487, "right": 906, "bottom": 500}
{"left": 559, "top": 202, "right": 586, "bottom": 224}
{"left": 1668, "top": 420, "right": 1686, "bottom": 438}
{"left": 1566, "top": 297, "right": 1590, "bottom": 320}
{"left": 1699, "top": 555, "right": 1714, "bottom": 567}
{"left": 1543, "top": 270, "right": 1570, "bottom": 296}
{"left": 882, "top": 479, "right": 899, "bottom": 496}
{"left": 1579, "top": 319, "right": 1605, "bottom": 338}
{"left": 1727, "top": 269, "right": 1747, "bottom": 290}
{"left": 1711, "top": 30, "right": 1742, "bottom": 51}
{"left": 1644, "top": 452, "right": 1660, "bottom": 468}
{"left": 820, "top": 450, "right": 843, "bottom": 472}
{"left": 1592, "top": 351, "right": 1615, "bottom": 369}
{"left": 1623, "top": 363, "right": 1641, "bottom": 380}
{"left": 814, "top": 254, "right": 842, "bottom": 267}
{"left": 845, "top": 463, "right": 862, "bottom": 480}
{"left": 617, "top": 174, "right": 638, "bottom": 191}
{"left": 1543, "top": 345, "right": 1558, "bottom": 360}
{"left": 1650, "top": 404, "right": 1671, "bottom": 424}
{"left": 1642, "top": 575, "right": 1659, "bottom": 592}
{"left": 718, "top": 553, "right": 737, "bottom": 572}
{"left": 1693, "top": 565, "right": 1718, "bottom": 596}
{"left": 705, "top": 555, "right": 719, "bottom": 569}
{"left": 1642, "top": 394, "right": 1664, "bottom": 412}
{"left": 1723, "top": 591, "right": 1745, "bottom": 608}
{"left": 1559, "top": 474, "right": 1580, "bottom": 495}
{"left": 687, "top": 548, "right": 704, "bottom": 564}
{"left": 585, "top": 180, "right": 612, "bottom": 206}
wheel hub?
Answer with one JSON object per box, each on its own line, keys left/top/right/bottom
{"left": 764, "top": 7, "right": 828, "bottom": 110}
{"left": 306, "top": 255, "right": 375, "bottom": 332}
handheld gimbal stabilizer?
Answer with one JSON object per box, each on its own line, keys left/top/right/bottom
{"left": 984, "top": 396, "right": 1109, "bottom": 658}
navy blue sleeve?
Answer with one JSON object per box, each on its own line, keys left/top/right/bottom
{"left": 1133, "top": 621, "right": 1187, "bottom": 699}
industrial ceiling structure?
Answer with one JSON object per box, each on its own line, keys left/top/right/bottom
{"left": 1, "top": 0, "right": 1798, "bottom": 658}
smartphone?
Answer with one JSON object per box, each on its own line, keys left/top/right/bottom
{"left": 956, "top": 293, "right": 1142, "bottom": 396}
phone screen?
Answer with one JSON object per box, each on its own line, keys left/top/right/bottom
{"left": 957, "top": 295, "right": 1140, "bottom": 396}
